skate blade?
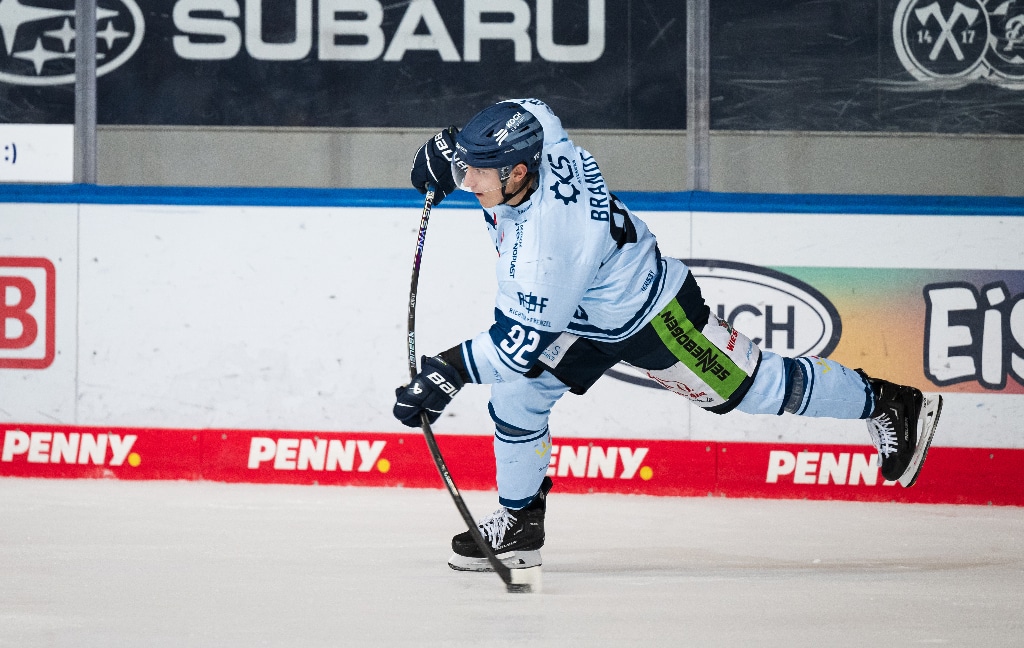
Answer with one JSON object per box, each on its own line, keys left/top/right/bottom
{"left": 448, "top": 549, "right": 542, "bottom": 572}
{"left": 898, "top": 394, "right": 943, "bottom": 488}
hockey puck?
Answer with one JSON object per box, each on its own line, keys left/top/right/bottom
{"left": 506, "top": 565, "right": 542, "bottom": 593}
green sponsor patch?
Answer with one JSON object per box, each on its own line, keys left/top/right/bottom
{"left": 651, "top": 299, "right": 746, "bottom": 399}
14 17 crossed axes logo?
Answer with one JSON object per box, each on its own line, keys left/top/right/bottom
{"left": 894, "top": 0, "right": 1024, "bottom": 87}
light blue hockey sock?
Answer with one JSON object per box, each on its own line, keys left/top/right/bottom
{"left": 490, "top": 400, "right": 552, "bottom": 508}
{"left": 488, "top": 375, "right": 564, "bottom": 508}
{"left": 736, "top": 353, "right": 873, "bottom": 419}
{"left": 781, "top": 356, "right": 874, "bottom": 419}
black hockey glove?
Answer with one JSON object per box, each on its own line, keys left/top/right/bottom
{"left": 410, "top": 126, "right": 459, "bottom": 205}
{"left": 393, "top": 356, "right": 464, "bottom": 427}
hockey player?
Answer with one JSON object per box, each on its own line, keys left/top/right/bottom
{"left": 393, "top": 98, "right": 942, "bottom": 573}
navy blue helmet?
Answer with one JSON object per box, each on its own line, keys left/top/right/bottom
{"left": 453, "top": 102, "right": 544, "bottom": 176}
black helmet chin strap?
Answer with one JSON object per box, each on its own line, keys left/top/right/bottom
{"left": 498, "top": 172, "right": 537, "bottom": 206}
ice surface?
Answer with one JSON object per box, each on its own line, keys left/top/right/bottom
{"left": 2, "top": 478, "right": 1022, "bottom": 647}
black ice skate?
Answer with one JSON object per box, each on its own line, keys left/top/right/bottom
{"left": 861, "top": 372, "right": 942, "bottom": 488}
{"left": 448, "top": 477, "right": 552, "bottom": 572}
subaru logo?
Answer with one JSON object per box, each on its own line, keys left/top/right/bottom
{"left": 0, "top": 0, "right": 144, "bottom": 86}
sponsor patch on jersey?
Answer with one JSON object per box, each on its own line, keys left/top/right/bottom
{"left": 650, "top": 298, "right": 759, "bottom": 401}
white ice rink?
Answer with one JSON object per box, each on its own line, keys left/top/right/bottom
{"left": 2, "top": 478, "right": 1022, "bottom": 647}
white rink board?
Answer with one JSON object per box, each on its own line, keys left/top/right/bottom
{"left": 0, "top": 204, "right": 79, "bottom": 420}
{"left": 0, "top": 199, "right": 1022, "bottom": 447}
{"left": 0, "top": 125, "right": 74, "bottom": 183}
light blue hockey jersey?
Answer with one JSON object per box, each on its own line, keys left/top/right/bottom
{"left": 456, "top": 99, "right": 688, "bottom": 385}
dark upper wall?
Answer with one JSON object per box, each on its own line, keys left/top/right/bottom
{"left": 4, "top": 1, "right": 1024, "bottom": 133}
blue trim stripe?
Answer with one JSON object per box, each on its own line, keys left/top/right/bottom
{"left": 488, "top": 403, "right": 547, "bottom": 439}
{"left": 494, "top": 427, "right": 548, "bottom": 444}
{"left": 499, "top": 493, "right": 536, "bottom": 509}
{"left": 797, "top": 357, "right": 815, "bottom": 416}
{"left": 0, "top": 184, "right": 438, "bottom": 208}
{"left": 676, "top": 190, "right": 1024, "bottom": 216}
{"left": 779, "top": 357, "right": 794, "bottom": 416}
{"left": 567, "top": 254, "right": 666, "bottom": 340}
{"left": 494, "top": 350, "right": 528, "bottom": 375}
{"left": 860, "top": 376, "right": 875, "bottom": 419}
{"left": 462, "top": 340, "right": 482, "bottom": 384}
{"left": 3, "top": 184, "right": 1022, "bottom": 216}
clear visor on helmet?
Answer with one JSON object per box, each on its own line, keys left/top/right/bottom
{"left": 452, "top": 160, "right": 508, "bottom": 196}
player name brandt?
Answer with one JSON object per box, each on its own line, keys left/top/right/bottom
{"left": 580, "top": 152, "right": 610, "bottom": 221}
{"left": 247, "top": 437, "right": 386, "bottom": 472}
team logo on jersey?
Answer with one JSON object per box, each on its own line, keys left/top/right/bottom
{"left": 0, "top": 0, "right": 144, "bottom": 86}
{"left": 893, "top": 0, "right": 1024, "bottom": 88}
{"left": 518, "top": 292, "right": 549, "bottom": 314}
{"left": 550, "top": 181, "right": 580, "bottom": 205}
{"left": 547, "top": 154, "right": 581, "bottom": 205}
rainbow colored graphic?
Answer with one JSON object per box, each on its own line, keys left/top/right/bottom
{"left": 777, "top": 267, "right": 1024, "bottom": 395}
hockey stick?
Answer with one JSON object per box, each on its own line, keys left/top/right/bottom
{"left": 406, "top": 186, "right": 534, "bottom": 593}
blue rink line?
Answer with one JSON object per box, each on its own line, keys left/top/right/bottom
{"left": 1, "top": 183, "right": 1023, "bottom": 216}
